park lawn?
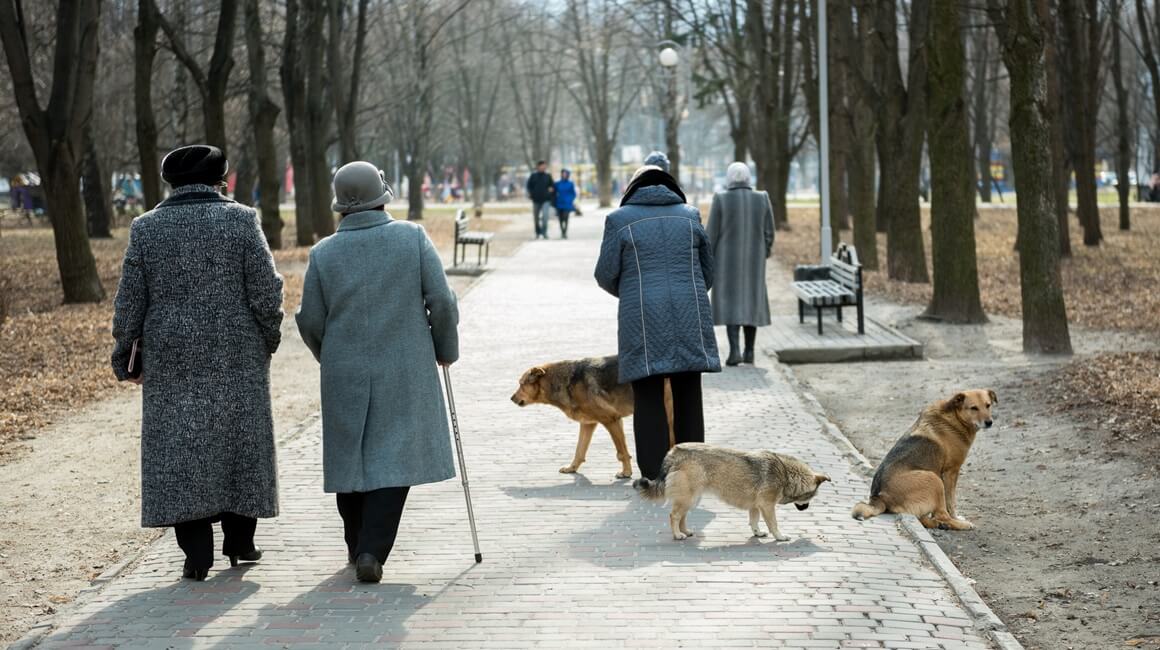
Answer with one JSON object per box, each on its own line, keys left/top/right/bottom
{"left": 773, "top": 203, "right": 1160, "bottom": 447}
{"left": 0, "top": 207, "right": 507, "bottom": 460}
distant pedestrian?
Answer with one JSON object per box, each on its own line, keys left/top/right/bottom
{"left": 526, "top": 160, "right": 555, "bottom": 239}
{"left": 296, "top": 161, "right": 460, "bottom": 583}
{"left": 554, "top": 168, "right": 577, "bottom": 239}
{"left": 1148, "top": 172, "right": 1160, "bottom": 202}
{"left": 110, "top": 144, "right": 284, "bottom": 581}
{"left": 594, "top": 165, "right": 720, "bottom": 480}
{"left": 706, "top": 162, "right": 774, "bottom": 366}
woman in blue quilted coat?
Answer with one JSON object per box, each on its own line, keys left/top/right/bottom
{"left": 594, "top": 165, "right": 720, "bottom": 480}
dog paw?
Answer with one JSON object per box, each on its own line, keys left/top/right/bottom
{"left": 774, "top": 534, "right": 790, "bottom": 542}
{"left": 615, "top": 471, "right": 632, "bottom": 479}
{"left": 672, "top": 532, "right": 688, "bottom": 540}
{"left": 751, "top": 530, "right": 768, "bottom": 538}
{"left": 559, "top": 466, "right": 578, "bottom": 474}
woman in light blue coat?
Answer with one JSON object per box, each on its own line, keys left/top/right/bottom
{"left": 296, "top": 161, "right": 459, "bottom": 583}
{"left": 594, "top": 165, "right": 720, "bottom": 480}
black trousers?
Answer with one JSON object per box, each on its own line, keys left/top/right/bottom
{"left": 631, "top": 372, "right": 705, "bottom": 480}
{"left": 336, "top": 486, "right": 410, "bottom": 563}
{"left": 173, "top": 512, "right": 257, "bottom": 570}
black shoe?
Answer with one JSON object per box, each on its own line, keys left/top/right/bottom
{"left": 355, "top": 553, "right": 382, "bottom": 583}
{"left": 725, "top": 350, "right": 742, "bottom": 366}
{"left": 228, "top": 548, "right": 263, "bottom": 567}
{"left": 182, "top": 560, "right": 209, "bottom": 581}
{"left": 725, "top": 325, "right": 741, "bottom": 366}
{"left": 743, "top": 348, "right": 754, "bottom": 365}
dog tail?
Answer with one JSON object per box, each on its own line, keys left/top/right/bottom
{"left": 851, "top": 495, "right": 887, "bottom": 521}
{"left": 633, "top": 469, "right": 668, "bottom": 502}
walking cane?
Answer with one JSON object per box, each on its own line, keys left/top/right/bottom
{"left": 442, "top": 365, "right": 483, "bottom": 563}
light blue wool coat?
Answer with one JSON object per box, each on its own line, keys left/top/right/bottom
{"left": 296, "top": 210, "right": 459, "bottom": 493}
{"left": 594, "top": 185, "right": 721, "bottom": 384}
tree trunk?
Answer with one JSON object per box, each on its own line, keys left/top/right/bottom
{"left": 925, "top": 0, "right": 985, "bottom": 323}
{"left": 406, "top": 157, "right": 425, "bottom": 221}
{"left": 595, "top": 137, "right": 613, "bottom": 207}
{"left": 989, "top": 0, "right": 1072, "bottom": 354}
{"left": 972, "top": 29, "right": 993, "bottom": 203}
{"left": 134, "top": 0, "right": 161, "bottom": 208}
{"left": 244, "top": 0, "right": 283, "bottom": 248}
{"left": 304, "top": 0, "right": 334, "bottom": 238}
{"left": 849, "top": 130, "right": 877, "bottom": 270}
{"left": 873, "top": 0, "right": 930, "bottom": 284}
{"left": 0, "top": 0, "right": 106, "bottom": 303}
{"left": 281, "top": 0, "right": 314, "bottom": 246}
{"left": 1111, "top": 0, "right": 1132, "bottom": 231}
{"left": 1042, "top": 2, "right": 1072, "bottom": 257}
{"left": 83, "top": 127, "right": 114, "bottom": 238}
{"left": 1058, "top": 0, "right": 1102, "bottom": 246}
{"left": 233, "top": 141, "right": 256, "bottom": 207}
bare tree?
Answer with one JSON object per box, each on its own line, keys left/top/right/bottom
{"left": 156, "top": 0, "right": 239, "bottom": 158}
{"left": 683, "top": 0, "right": 753, "bottom": 163}
{"left": 82, "top": 125, "right": 114, "bottom": 238}
{"left": 872, "top": 0, "right": 930, "bottom": 283}
{"left": 925, "top": 0, "right": 985, "bottom": 323}
{"left": 1111, "top": 0, "right": 1133, "bottom": 231}
{"left": 449, "top": 1, "right": 503, "bottom": 216}
{"left": 987, "top": 0, "right": 1072, "bottom": 354}
{"left": 1135, "top": 0, "right": 1160, "bottom": 170}
{"left": 134, "top": 0, "right": 161, "bottom": 207}
{"left": 563, "top": 0, "right": 641, "bottom": 207}
{"left": 0, "top": 0, "right": 106, "bottom": 302}
{"left": 1042, "top": 0, "right": 1071, "bottom": 256}
{"left": 500, "top": 5, "right": 561, "bottom": 168}
{"left": 1057, "top": 0, "right": 1105, "bottom": 246}
{"left": 243, "top": 0, "right": 282, "bottom": 248}
{"left": 281, "top": 0, "right": 314, "bottom": 245}
{"left": 328, "top": 0, "right": 370, "bottom": 163}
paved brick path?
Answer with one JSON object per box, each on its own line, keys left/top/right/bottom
{"left": 32, "top": 211, "right": 991, "bottom": 649}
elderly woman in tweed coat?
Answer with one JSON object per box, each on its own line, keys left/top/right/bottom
{"left": 706, "top": 162, "right": 775, "bottom": 366}
{"left": 296, "top": 161, "right": 459, "bottom": 583}
{"left": 111, "top": 145, "right": 283, "bottom": 581}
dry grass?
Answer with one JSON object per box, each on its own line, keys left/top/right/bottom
{"left": 767, "top": 203, "right": 1160, "bottom": 450}
{"left": 0, "top": 209, "right": 506, "bottom": 460}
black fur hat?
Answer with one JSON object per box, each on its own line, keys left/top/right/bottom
{"left": 161, "top": 144, "right": 229, "bottom": 187}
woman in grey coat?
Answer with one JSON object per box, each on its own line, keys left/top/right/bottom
{"left": 595, "top": 165, "right": 720, "bottom": 480}
{"left": 296, "top": 161, "right": 459, "bottom": 583}
{"left": 706, "top": 162, "right": 775, "bottom": 366}
{"left": 111, "top": 145, "right": 284, "bottom": 581}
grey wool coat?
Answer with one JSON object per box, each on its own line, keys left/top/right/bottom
{"left": 706, "top": 185, "right": 775, "bottom": 327}
{"left": 111, "top": 184, "right": 284, "bottom": 528}
{"left": 295, "top": 210, "right": 459, "bottom": 493}
{"left": 595, "top": 185, "right": 721, "bottom": 384}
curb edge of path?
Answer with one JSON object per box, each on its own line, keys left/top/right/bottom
{"left": 769, "top": 355, "right": 1025, "bottom": 650}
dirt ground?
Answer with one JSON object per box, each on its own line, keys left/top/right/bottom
{"left": 768, "top": 206, "right": 1160, "bottom": 649}
{"left": 0, "top": 207, "right": 527, "bottom": 645}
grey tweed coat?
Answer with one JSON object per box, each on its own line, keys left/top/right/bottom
{"left": 111, "top": 184, "right": 284, "bottom": 528}
{"left": 295, "top": 210, "right": 459, "bottom": 493}
{"left": 706, "top": 185, "right": 774, "bottom": 327}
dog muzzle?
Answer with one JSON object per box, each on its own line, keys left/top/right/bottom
{"left": 795, "top": 503, "right": 809, "bottom": 511}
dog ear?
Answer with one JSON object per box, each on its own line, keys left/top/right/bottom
{"left": 987, "top": 389, "right": 998, "bottom": 405}
{"left": 529, "top": 367, "right": 546, "bottom": 379}
{"left": 945, "top": 392, "right": 966, "bottom": 411}
{"left": 814, "top": 474, "right": 830, "bottom": 485}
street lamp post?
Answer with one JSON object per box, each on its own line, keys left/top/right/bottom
{"left": 818, "top": 0, "right": 832, "bottom": 264}
{"left": 657, "top": 41, "right": 682, "bottom": 184}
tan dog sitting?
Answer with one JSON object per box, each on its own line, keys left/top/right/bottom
{"left": 511, "top": 355, "right": 672, "bottom": 479}
{"left": 852, "top": 389, "right": 997, "bottom": 530}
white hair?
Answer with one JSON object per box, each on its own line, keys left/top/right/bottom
{"left": 726, "top": 162, "right": 751, "bottom": 188}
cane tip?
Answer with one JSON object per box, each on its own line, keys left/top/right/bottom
{"left": 475, "top": 553, "right": 483, "bottom": 563}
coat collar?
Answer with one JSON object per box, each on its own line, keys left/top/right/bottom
{"left": 338, "top": 209, "right": 393, "bottom": 231}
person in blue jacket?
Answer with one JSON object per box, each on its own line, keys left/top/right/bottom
{"left": 594, "top": 165, "right": 721, "bottom": 480}
{"left": 554, "top": 169, "right": 577, "bottom": 239}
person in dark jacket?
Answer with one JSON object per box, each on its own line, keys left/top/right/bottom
{"left": 526, "top": 160, "right": 555, "bottom": 239}
{"left": 553, "top": 169, "right": 577, "bottom": 239}
{"left": 296, "top": 161, "right": 459, "bottom": 583}
{"left": 707, "top": 162, "right": 775, "bottom": 365}
{"left": 111, "top": 145, "right": 283, "bottom": 581}
{"left": 594, "top": 165, "right": 721, "bottom": 480}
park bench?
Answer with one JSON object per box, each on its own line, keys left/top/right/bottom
{"left": 453, "top": 209, "right": 494, "bottom": 267}
{"left": 791, "top": 243, "right": 865, "bottom": 335}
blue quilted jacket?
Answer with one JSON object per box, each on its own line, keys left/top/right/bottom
{"left": 595, "top": 185, "right": 721, "bottom": 383}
